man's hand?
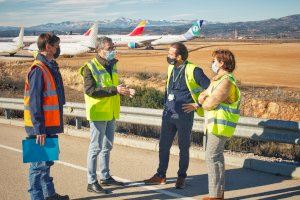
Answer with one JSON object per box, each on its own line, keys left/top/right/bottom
{"left": 198, "top": 92, "right": 207, "bottom": 104}
{"left": 36, "top": 134, "right": 46, "bottom": 146}
{"left": 129, "top": 88, "right": 136, "bottom": 98}
{"left": 182, "top": 103, "right": 199, "bottom": 113}
{"left": 117, "top": 84, "right": 130, "bottom": 96}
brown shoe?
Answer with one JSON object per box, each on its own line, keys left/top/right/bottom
{"left": 202, "top": 190, "right": 224, "bottom": 200}
{"left": 175, "top": 176, "right": 185, "bottom": 189}
{"left": 202, "top": 197, "right": 223, "bottom": 200}
{"left": 144, "top": 174, "right": 166, "bottom": 185}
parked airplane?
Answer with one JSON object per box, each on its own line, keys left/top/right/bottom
{"left": 0, "top": 27, "right": 24, "bottom": 56}
{"left": 27, "top": 23, "right": 98, "bottom": 56}
{"left": 109, "top": 35, "right": 162, "bottom": 48}
{"left": 45, "top": 21, "right": 147, "bottom": 56}
{"left": 96, "top": 20, "right": 159, "bottom": 47}
{"left": 13, "top": 24, "right": 97, "bottom": 44}
{"left": 15, "top": 20, "right": 147, "bottom": 45}
{"left": 124, "top": 20, "right": 205, "bottom": 49}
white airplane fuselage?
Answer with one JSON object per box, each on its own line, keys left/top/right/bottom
{"left": 26, "top": 23, "right": 98, "bottom": 56}
{"left": 0, "top": 27, "right": 24, "bottom": 55}
{"left": 97, "top": 35, "right": 161, "bottom": 46}
{"left": 150, "top": 35, "right": 186, "bottom": 45}
{"left": 15, "top": 35, "right": 91, "bottom": 44}
{"left": 0, "top": 42, "right": 22, "bottom": 54}
{"left": 27, "top": 42, "right": 91, "bottom": 56}
{"left": 59, "top": 43, "right": 91, "bottom": 56}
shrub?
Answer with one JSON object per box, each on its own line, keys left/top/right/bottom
{"left": 121, "top": 86, "right": 164, "bottom": 109}
{"left": 135, "top": 72, "right": 160, "bottom": 80}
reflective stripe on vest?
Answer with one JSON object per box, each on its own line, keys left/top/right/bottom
{"left": 207, "top": 118, "right": 237, "bottom": 128}
{"left": 79, "top": 58, "right": 120, "bottom": 121}
{"left": 24, "top": 60, "right": 61, "bottom": 128}
{"left": 24, "top": 90, "right": 57, "bottom": 97}
{"left": 206, "top": 74, "right": 241, "bottom": 138}
{"left": 167, "top": 61, "right": 204, "bottom": 116}
{"left": 24, "top": 105, "right": 60, "bottom": 111}
{"left": 215, "top": 104, "right": 240, "bottom": 114}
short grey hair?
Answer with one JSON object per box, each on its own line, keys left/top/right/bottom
{"left": 95, "top": 36, "right": 112, "bottom": 50}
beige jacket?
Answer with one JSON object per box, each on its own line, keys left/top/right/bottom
{"left": 201, "top": 72, "right": 238, "bottom": 111}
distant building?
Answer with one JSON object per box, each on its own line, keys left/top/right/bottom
{"left": 234, "top": 29, "right": 238, "bottom": 39}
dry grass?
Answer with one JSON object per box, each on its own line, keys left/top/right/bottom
{"left": 3, "top": 41, "right": 299, "bottom": 88}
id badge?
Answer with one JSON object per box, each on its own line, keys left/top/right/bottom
{"left": 168, "top": 93, "right": 175, "bottom": 101}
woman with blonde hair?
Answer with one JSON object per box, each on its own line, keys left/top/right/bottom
{"left": 199, "top": 49, "right": 241, "bottom": 200}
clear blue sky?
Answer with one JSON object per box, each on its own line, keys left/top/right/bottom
{"left": 0, "top": 0, "right": 299, "bottom": 26}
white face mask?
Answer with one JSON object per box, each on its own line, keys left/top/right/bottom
{"left": 211, "top": 61, "right": 219, "bottom": 73}
{"left": 105, "top": 50, "right": 116, "bottom": 61}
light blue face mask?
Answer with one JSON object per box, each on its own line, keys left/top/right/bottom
{"left": 211, "top": 61, "right": 219, "bottom": 73}
{"left": 106, "top": 50, "right": 116, "bottom": 61}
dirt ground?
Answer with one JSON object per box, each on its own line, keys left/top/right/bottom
{"left": 56, "top": 41, "right": 300, "bottom": 89}
{"left": 2, "top": 41, "right": 299, "bottom": 89}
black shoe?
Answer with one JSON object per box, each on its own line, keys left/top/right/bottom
{"left": 100, "top": 176, "right": 124, "bottom": 186}
{"left": 45, "top": 193, "right": 69, "bottom": 200}
{"left": 175, "top": 176, "right": 186, "bottom": 189}
{"left": 87, "top": 181, "right": 109, "bottom": 194}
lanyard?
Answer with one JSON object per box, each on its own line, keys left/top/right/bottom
{"left": 172, "top": 65, "right": 185, "bottom": 85}
{"left": 167, "top": 65, "right": 185, "bottom": 96}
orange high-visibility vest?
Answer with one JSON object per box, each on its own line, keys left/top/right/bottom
{"left": 24, "top": 60, "right": 61, "bottom": 129}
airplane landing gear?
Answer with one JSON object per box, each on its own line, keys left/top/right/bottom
{"left": 145, "top": 46, "right": 154, "bottom": 50}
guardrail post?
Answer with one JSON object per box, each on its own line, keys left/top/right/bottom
{"left": 75, "top": 117, "right": 82, "bottom": 129}
{"left": 202, "top": 133, "right": 207, "bottom": 150}
{"left": 4, "top": 109, "right": 11, "bottom": 119}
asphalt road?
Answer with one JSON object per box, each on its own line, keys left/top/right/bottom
{"left": 0, "top": 124, "right": 300, "bottom": 200}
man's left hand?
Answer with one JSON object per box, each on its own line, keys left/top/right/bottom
{"left": 182, "top": 103, "right": 199, "bottom": 113}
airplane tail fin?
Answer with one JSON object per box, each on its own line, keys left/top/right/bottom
{"left": 17, "top": 26, "right": 24, "bottom": 48}
{"left": 82, "top": 22, "right": 98, "bottom": 48}
{"left": 182, "top": 20, "right": 205, "bottom": 40}
{"left": 89, "top": 23, "right": 98, "bottom": 37}
{"left": 128, "top": 20, "right": 147, "bottom": 36}
{"left": 83, "top": 25, "right": 93, "bottom": 36}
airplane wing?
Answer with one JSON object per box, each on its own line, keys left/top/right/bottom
{"left": 139, "top": 37, "right": 162, "bottom": 45}
{"left": 128, "top": 36, "right": 162, "bottom": 48}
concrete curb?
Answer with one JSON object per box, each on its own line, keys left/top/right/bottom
{"left": 0, "top": 118, "right": 24, "bottom": 127}
{"left": 1, "top": 118, "right": 300, "bottom": 179}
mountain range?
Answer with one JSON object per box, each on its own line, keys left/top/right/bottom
{"left": 0, "top": 15, "right": 299, "bottom": 39}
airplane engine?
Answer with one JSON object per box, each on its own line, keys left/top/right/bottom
{"left": 128, "top": 42, "right": 139, "bottom": 49}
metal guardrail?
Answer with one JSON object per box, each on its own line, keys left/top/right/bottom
{"left": 0, "top": 97, "right": 299, "bottom": 145}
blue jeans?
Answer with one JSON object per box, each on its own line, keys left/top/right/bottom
{"left": 157, "top": 111, "right": 194, "bottom": 178}
{"left": 28, "top": 161, "right": 55, "bottom": 200}
{"left": 87, "top": 120, "right": 115, "bottom": 184}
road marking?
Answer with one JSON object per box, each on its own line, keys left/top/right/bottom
{"left": 0, "top": 144, "right": 22, "bottom": 153}
{"left": 0, "top": 143, "right": 195, "bottom": 200}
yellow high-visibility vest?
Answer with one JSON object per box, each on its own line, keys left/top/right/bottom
{"left": 79, "top": 58, "right": 120, "bottom": 121}
{"left": 167, "top": 61, "right": 204, "bottom": 116}
{"left": 206, "top": 74, "right": 241, "bottom": 137}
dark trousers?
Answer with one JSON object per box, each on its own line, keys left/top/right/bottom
{"left": 157, "top": 111, "right": 194, "bottom": 178}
